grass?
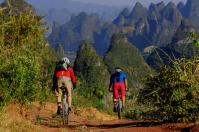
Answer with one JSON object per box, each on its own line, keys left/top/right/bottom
{"left": 0, "top": 103, "right": 71, "bottom": 132}
{"left": 0, "top": 110, "right": 39, "bottom": 132}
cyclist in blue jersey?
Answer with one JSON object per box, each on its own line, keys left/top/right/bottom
{"left": 109, "top": 67, "right": 128, "bottom": 112}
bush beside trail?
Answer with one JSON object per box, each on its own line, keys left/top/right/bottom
{"left": 139, "top": 57, "right": 199, "bottom": 123}
{"left": 0, "top": 6, "right": 56, "bottom": 106}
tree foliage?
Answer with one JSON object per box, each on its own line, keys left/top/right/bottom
{"left": 0, "top": 4, "right": 56, "bottom": 106}
{"left": 73, "top": 42, "right": 109, "bottom": 108}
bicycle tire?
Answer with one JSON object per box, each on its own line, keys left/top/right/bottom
{"left": 117, "top": 99, "right": 122, "bottom": 119}
{"left": 62, "top": 94, "right": 69, "bottom": 125}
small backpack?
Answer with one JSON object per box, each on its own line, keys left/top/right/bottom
{"left": 55, "top": 60, "right": 68, "bottom": 71}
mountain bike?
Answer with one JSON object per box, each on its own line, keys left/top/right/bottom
{"left": 60, "top": 86, "right": 69, "bottom": 125}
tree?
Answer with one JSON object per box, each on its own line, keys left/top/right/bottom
{"left": 73, "top": 41, "right": 109, "bottom": 108}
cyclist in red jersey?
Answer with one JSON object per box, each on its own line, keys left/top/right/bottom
{"left": 53, "top": 57, "right": 77, "bottom": 115}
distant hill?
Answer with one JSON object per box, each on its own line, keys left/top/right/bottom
{"left": 178, "top": 0, "right": 199, "bottom": 31}
{"left": 48, "top": 12, "right": 119, "bottom": 55}
{"left": 26, "top": 0, "right": 122, "bottom": 24}
{"left": 114, "top": 1, "right": 183, "bottom": 50}
{"left": 147, "top": 19, "right": 199, "bottom": 70}
{"left": 44, "top": 8, "right": 72, "bottom": 26}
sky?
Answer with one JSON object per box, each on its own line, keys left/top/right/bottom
{"left": 72, "top": 0, "right": 187, "bottom": 7}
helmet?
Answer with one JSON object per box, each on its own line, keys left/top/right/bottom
{"left": 115, "top": 67, "right": 122, "bottom": 73}
{"left": 61, "top": 57, "right": 70, "bottom": 65}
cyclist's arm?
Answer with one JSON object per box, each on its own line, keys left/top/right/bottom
{"left": 69, "top": 67, "right": 77, "bottom": 84}
{"left": 124, "top": 79, "right": 128, "bottom": 91}
{"left": 123, "top": 73, "right": 128, "bottom": 91}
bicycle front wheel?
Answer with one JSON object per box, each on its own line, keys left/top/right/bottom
{"left": 117, "top": 99, "right": 122, "bottom": 119}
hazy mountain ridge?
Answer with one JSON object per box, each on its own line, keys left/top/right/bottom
{"left": 114, "top": 1, "right": 183, "bottom": 50}
{"left": 0, "top": 0, "right": 122, "bottom": 33}
{"left": 178, "top": 0, "right": 199, "bottom": 31}
{"left": 27, "top": 0, "right": 122, "bottom": 24}
{"left": 147, "top": 19, "right": 198, "bottom": 70}
{"left": 48, "top": 0, "right": 194, "bottom": 55}
{"left": 48, "top": 12, "right": 119, "bottom": 55}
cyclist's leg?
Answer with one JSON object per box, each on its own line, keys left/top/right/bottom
{"left": 55, "top": 80, "right": 63, "bottom": 114}
{"left": 121, "top": 84, "right": 126, "bottom": 110}
{"left": 122, "top": 96, "right": 125, "bottom": 109}
{"left": 113, "top": 83, "right": 119, "bottom": 100}
{"left": 113, "top": 83, "right": 119, "bottom": 112}
{"left": 64, "top": 80, "right": 72, "bottom": 109}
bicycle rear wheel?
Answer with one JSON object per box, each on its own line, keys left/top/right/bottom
{"left": 62, "top": 96, "right": 69, "bottom": 125}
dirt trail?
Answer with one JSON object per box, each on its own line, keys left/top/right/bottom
{"left": 4, "top": 102, "right": 198, "bottom": 132}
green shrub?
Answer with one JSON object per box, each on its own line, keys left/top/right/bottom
{"left": 0, "top": 50, "right": 39, "bottom": 104}
{"left": 139, "top": 58, "right": 199, "bottom": 122}
{"left": 0, "top": 7, "right": 56, "bottom": 106}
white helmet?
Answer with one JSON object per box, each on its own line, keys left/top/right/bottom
{"left": 115, "top": 67, "right": 122, "bottom": 73}
{"left": 61, "top": 57, "right": 70, "bottom": 65}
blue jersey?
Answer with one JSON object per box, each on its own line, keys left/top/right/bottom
{"left": 111, "top": 72, "right": 126, "bottom": 83}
